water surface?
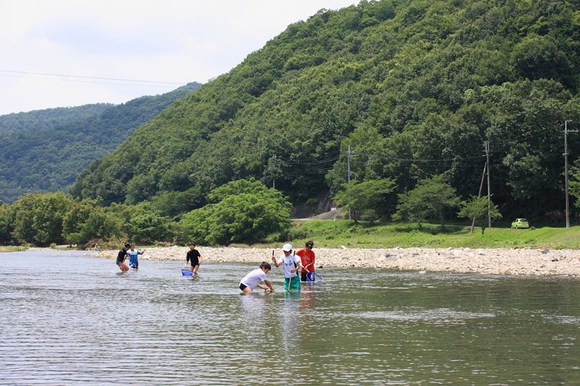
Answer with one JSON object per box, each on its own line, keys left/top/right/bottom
{"left": 1, "top": 250, "right": 578, "bottom": 384}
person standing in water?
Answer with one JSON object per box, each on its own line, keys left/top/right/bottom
{"left": 116, "top": 243, "right": 131, "bottom": 272}
{"left": 296, "top": 240, "right": 316, "bottom": 282}
{"left": 272, "top": 243, "right": 302, "bottom": 292}
{"left": 127, "top": 244, "right": 146, "bottom": 269}
{"left": 185, "top": 243, "right": 202, "bottom": 274}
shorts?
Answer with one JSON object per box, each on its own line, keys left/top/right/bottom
{"left": 284, "top": 276, "right": 301, "bottom": 292}
{"left": 239, "top": 283, "right": 248, "bottom": 291}
{"left": 129, "top": 256, "right": 139, "bottom": 268}
{"left": 301, "top": 272, "right": 315, "bottom": 282}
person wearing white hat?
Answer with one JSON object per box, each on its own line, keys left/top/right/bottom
{"left": 272, "top": 243, "right": 302, "bottom": 292}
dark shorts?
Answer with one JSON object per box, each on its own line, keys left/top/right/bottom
{"left": 301, "top": 272, "right": 315, "bottom": 282}
{"left": 239, "top": 283, "right": 248, "bottom": 291}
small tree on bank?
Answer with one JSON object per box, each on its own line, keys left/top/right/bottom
{"left": 458, "top": 195, "right": 502, "bottom": 235}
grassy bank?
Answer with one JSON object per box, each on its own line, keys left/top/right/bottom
{"left": 289, "top": 220, "right": 580, "bottom": 250}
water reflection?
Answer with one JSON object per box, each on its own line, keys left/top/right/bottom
{"left": 0, "top": 251, "right": 579, "bottom": 385}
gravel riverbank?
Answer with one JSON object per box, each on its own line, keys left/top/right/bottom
{"left": 95, "top": 245, "right": 580, "bottom": 277}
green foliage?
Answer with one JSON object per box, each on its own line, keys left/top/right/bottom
{"left": 0, "top": 202, "right": 12, "bottom": 244}
{"left": 11, "top": 0, "right": 580, "bottom": 225}
{"left": 395, "top": 175, "right": 461, "bottom": 229}
{"left": 457, "top": 195, "right": 502, "bottom": 234}
{"left": 0, "top": 83, "right": 201, "bottom": 203}
{"left": 333, "top": 178, "right": 396, "bottom": 221}
{"left": 126, "top": 212, "right": 171, "bottom": 245}
{"left": 180, "top": 180, "right": 292, "bottom": 245}
{"left": 570, "top": 160, "right": 580, "bottom": 210}
{"left": 10, "top": 192, "right": 75, "bottom": 246}
{"left": 62, "top": 199, "right": 122, "bottom": 245}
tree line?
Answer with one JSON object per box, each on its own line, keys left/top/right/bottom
{"left": 11, "top": 168, "right": 580, "bottom": 247}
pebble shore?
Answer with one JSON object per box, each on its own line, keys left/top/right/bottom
{"left": 96, "top": 246, "right": 580, "bottom": 277}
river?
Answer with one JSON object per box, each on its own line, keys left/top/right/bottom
{"left": 1, "top": 250, "right": 578, "bottom": 384}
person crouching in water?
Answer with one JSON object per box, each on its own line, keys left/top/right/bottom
{"left": 272, "top": 243, "right": 301, "bottom": 292}
{"left": 239, "top": 262, "right": 274, "bottom": 294}
{"left": 116, "top": 243, "right": 131, "bottom": 272}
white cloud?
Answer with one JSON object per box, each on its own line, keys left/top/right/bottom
{"left": 0, "top": 0, "right": 359, "bottom": 115}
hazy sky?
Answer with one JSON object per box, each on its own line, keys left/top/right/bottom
{"left": 0, "top": 0, "right": 359, "bottom": 116}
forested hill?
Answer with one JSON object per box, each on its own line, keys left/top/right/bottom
{"left": 0, "top": 104, "right": 112, "bottom": 133}
{"left": 71, "top": 0, "right": 579, "bottom": 221}
{"left": 0, "top": 82, "right": 201, "bottom": 203}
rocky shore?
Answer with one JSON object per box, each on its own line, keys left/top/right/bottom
{"left": 96, "top": 245, "right": 580, "bottom": 277}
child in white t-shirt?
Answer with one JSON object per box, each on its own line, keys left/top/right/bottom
{"left": 239, "top": 262, "right": 274, "bottom": 295}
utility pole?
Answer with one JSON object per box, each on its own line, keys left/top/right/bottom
{"left": 470, "top": 162, "right": 487, "bottom": 233}
{"left": 272, "top": 154, "right": 276, "bottom": 190}
{"left": 484, "top": 141, "right": 491, "bottom": 228}
{"left": 347, "top": 145, "right": 352, "bottom": 220}
{"left": 564, "top": 120, "right": 576, "bottom": 228}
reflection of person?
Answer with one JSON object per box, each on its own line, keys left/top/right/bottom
{"left": 127, "top": 244, "right": 145, "bottom": 269}
{"left": 239, "top": 262, "right": 274, "bottom": 294}
{"left": 116, "top": 243, "right": 131, "bottom": 272}
{"left": 185, "top": 243, "right": 202, "bottom": 274}
{"left": 272, "top": 243, "right": 301, "bottom": 292}
{"left": 296, "top": 240, "right": 316, "bottom": 282}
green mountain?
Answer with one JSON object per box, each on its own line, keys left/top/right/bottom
{"left": 71, "top": 0, "right": 579, "bottom": 221}
{"left": 0, "top": 82, "right": 201, "bottom": 203}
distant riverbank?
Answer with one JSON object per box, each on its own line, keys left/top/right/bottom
{"left": 94, "top": 246, "right": 580, "bottom": 277}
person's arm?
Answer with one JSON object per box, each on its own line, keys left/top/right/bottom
{"left": 258, "top": 279, "right": 274, "bottom": 292}
{"left": 271, "top": 255, "right": 281, "bottom": 268}
{"left": 140, "top": 249, "right": 146, "bottom": 256}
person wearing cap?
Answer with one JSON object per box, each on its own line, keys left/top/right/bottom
{"left": 272, "top": 243, "right": 302, "bottom": 292}
{"left": 185, "top": 242, "right": 202, "bottom": 274}
{"left": 116, "top": 243, "right": 131, "bottom": 272}
{"left": 127, "top": 243, "right": 146, "bottom": 269}
{"left": 239, "top": 262, "right": 274, "bottom": 294}
{"left": 296, "top": 240, "right": 316, "bottom": 282}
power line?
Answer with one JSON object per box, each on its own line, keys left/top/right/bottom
{"left": 0, "top": 69, "right": 185, "bottom": 86}
{"left": 351, "top": 152, "right": 483, "bottom": 163}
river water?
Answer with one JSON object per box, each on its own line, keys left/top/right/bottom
{"left": 0, "top": 250, "right": 578, "bottom": 385}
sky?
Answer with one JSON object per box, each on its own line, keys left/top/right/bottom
{"left": 0, "top": 0, "right": 360, "bottom": 116}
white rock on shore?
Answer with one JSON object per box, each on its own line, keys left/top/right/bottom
{"left": 96, "top": 246, "right": 580, "bottom": 277}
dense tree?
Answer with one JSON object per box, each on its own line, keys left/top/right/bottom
{"left": 62, "top": 199, "right": 122, "bottom": 245}
{"left": 395, "top": 175, "right": 461, "bottom": 230}
{"left": 180, "top": 180, "right": 292, "bottom": 245}
{"left": 0, "top": 202, "right": 12, "bottom": 244}
{"left": 333, "top": 178, "right": 396, "bottom": 221}
{"left": 10, "top": 193, "right": 75, "bottom": 246}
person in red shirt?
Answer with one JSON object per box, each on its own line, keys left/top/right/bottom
{"left": 296, "top": 240, "right": 316, "bottom": 282}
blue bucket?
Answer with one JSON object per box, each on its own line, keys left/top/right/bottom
{"left": 181, "top": 268, "right": 193, "bottom": 276}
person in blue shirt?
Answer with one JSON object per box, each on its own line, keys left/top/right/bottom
{"left": 127, "top": 244, "right": 146, "bottom": 269}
